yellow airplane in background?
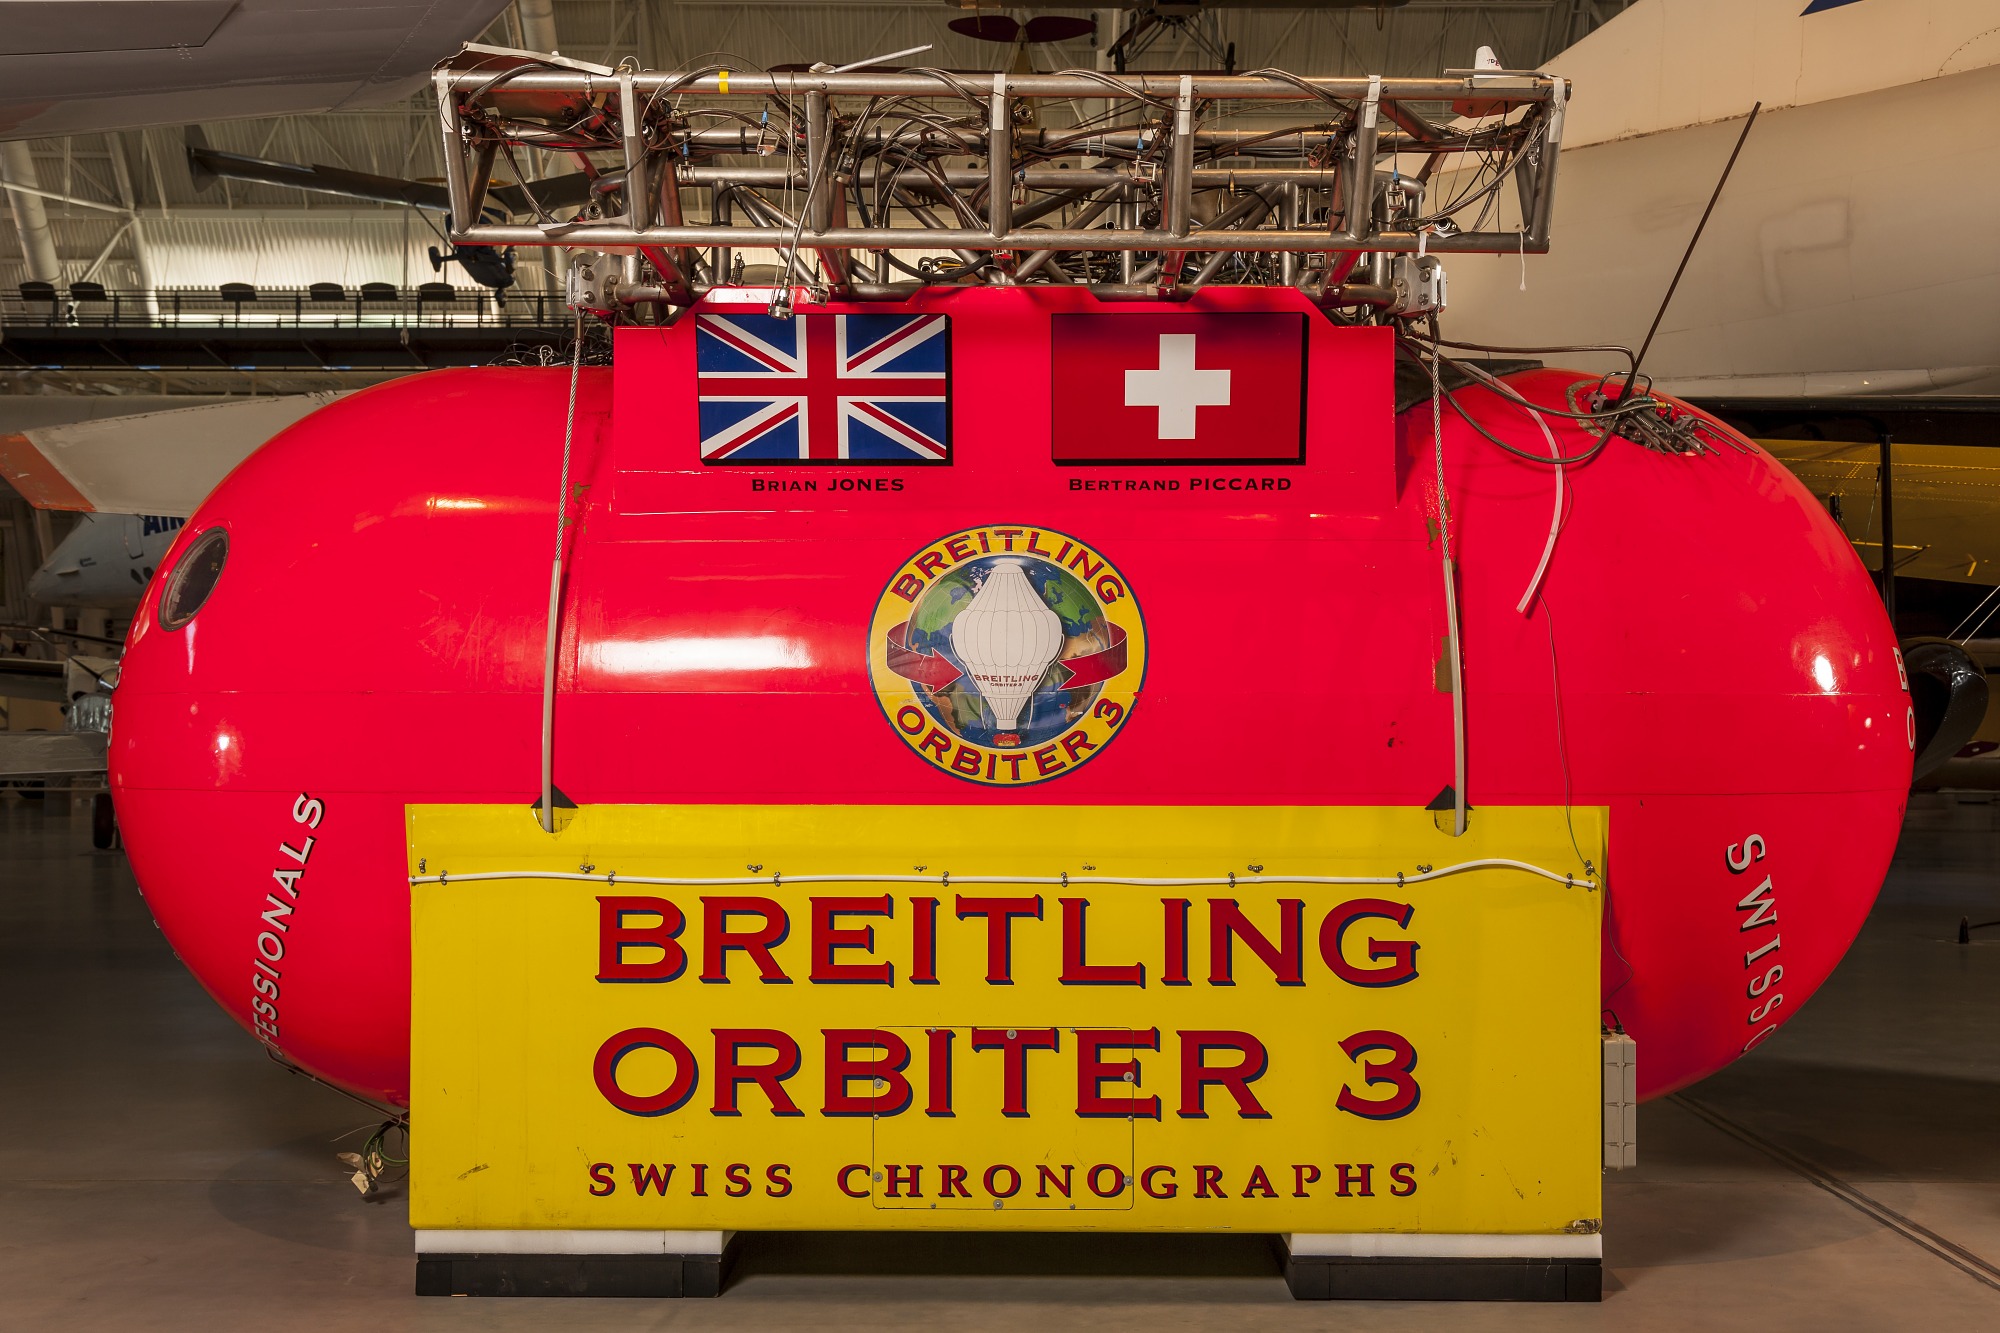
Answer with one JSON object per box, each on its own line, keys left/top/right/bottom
{"left": 1723, "top": 405, "right": 2000, "bottom": 589}
{"left": 1720, "top": 401, "right": 2000, "bottom": 788}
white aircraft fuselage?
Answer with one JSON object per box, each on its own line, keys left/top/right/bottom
{"left": 1445, "top": 0, "right": 2000, "bottom": 397}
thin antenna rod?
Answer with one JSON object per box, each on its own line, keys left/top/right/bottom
{"left": 1628, "top": 101, "right": 1761, "bottom": 392}
{"left": 831, "top": 45, "right": 932, "bottom": 74}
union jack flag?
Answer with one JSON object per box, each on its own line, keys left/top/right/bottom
{"left": 695, "top": 312, "right": 951, "bottom": 463}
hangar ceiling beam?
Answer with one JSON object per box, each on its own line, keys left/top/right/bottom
{"left": 106, "top": 135, "right": 159, "bottom": 317}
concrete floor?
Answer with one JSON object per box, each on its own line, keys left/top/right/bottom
{"left": 3, "top": 793, "right": 1998, "bottom": 1330}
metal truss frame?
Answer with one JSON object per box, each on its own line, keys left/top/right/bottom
{"left": 430, "top": 50, "right": 1566, "bottom": 307}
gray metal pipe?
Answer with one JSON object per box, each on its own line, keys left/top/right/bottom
{"left": 987, "top": 75, "right": 1012, "bottom": 240}
{"left": 667, "top": 127, "right": 1462, "bottom": 155}
{"left": 1136, "top": 184, "right": 1278, "bottom": 284}
{"left": 514, "top": 0, "right": 558, "bottom": 55}
{"left": 703, "top": 166, "right": 1338, "bottom": 189}
{"left": 435, "top": 69, "right": 473, "bottom": 234}
{"left": 1524, "top": 77, "right": 1567, "bottom": 249}
{"left": 1013, "top": 181, "right": 1135, "bottom": 281}
{"left": 445, "top": 69, "right": 1549, "bottom": 103}
{"left": 0, "top": 142, "right": 61, "bottom": 285}
{"left": 1340, "top": 76, "right": 1381, "bottom": 245}
{"left": 454, "top": 222, "right": 1546, "bottom": 254}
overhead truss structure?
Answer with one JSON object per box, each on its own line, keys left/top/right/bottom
{"left": 431, "top": 47, "right": 1567, "bottom": 311}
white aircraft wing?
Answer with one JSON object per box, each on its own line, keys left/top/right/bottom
{"left": 1558, "top": 0, "right": 2000, "bottom": 148}
{"left": 0, "top": 0, "right": 510, "bottom": 139}
{"left": 0, "top": 393, "right": 346, "bottom": 516}
{"left": 1442, "top": 0, "right": 2000, "bottom": 397}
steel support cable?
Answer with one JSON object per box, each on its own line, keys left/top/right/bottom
{"left": 539, "top": 316, "right": 585, "bottom": 834}
{"left": 1627, "top": 103, "right": 1761, "bottom": 396}
{"left": 1430, "top": 315, "right": 1468, "bottom": 838}
{"left": 1946, "top": 582, "right": 2000, "bottom": 643}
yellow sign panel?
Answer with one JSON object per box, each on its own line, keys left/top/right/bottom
{"left": 409, "top": 804, "right": 1603, "bottom": 1235}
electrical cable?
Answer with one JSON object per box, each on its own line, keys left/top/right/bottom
{"left": 363, "top": 1119, "right": 410, "bottom": 1167}
{"left": 1404, "top": 336, "right": 1584, "bottom": 607}
{"left": 1545, "top": 596, "right": 1633, "bottom": 1004}
{"left": 1424, "top": 334, "right": 1638, "bottom": 380}
{"left": 1400, "top": 338, "right": 1616, "bottom": 466}
{"left": 1048, "top": 67, "right": 1176, "bottom": 110}
{"left": 1425, "top": 340, "right": 1670, "bottom": 425}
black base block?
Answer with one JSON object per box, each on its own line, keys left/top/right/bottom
{"left": 1283, "top": 1254, "right": 1602, "bottom": 1302}
{"left": 416, "top": 1249, "right": 731, "bottom": 1298}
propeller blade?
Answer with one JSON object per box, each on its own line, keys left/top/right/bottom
{"left": 948, "top": 15, "right": 1021, "bottom": 44}
{"left": 1022, "top": 16, "right": 1095, "bottom": 43}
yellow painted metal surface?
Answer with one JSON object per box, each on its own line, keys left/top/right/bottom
{"left": 409, "top": 803, "right": 1604, "bottom": 1234}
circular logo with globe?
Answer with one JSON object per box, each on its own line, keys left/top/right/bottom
{"left": 869, "top": 525, "right": 1145, "bottom": 786}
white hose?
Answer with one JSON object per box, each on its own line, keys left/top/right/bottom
{"left": 409, "top": 859, "right": 1597, "bottom": 891}
{"left": 1514, "top": 395, "right": 1564, "bottom": 615}
{"left": 1418, "top": 350, "right": 1567, "bottom": 614}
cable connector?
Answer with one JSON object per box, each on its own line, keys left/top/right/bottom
{"left": 1386, "top": 254, "right": 1447, "bottom": 317}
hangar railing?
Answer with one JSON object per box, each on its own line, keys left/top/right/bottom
{"left": 2, "top": 284, "right": 564, "bottom": 330}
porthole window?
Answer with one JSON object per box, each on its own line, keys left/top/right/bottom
{"left": 157, "top": 527, "right": 228, "bottom": 631}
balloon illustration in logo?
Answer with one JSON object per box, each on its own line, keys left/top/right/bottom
{"left": 950, "top": 560, "right": 1065, "bottom": 746}
{"left": 871, "top": 525, "right": 1146, "bottom": 787}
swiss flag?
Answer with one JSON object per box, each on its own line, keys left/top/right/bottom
{"left": 1050, "top": 313, "right": 1305, "bottom": 462}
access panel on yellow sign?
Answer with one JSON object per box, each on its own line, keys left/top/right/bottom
{"left": 409, "top": 803, "right": 1603, "bottom": 1234}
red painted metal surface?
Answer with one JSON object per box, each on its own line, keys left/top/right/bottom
{"left": 109, "top": 287, "right": 1908, "bottom": 1108}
